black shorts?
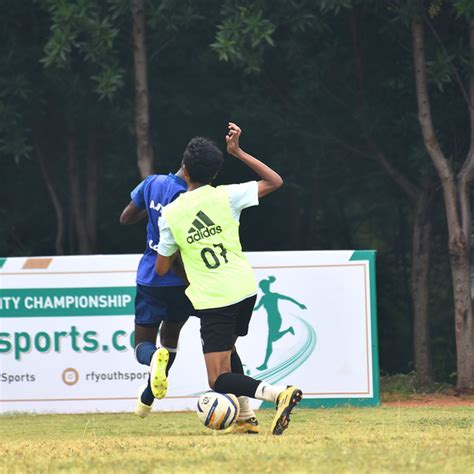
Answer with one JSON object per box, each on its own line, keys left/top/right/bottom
{"left": 134, "top": 284, "right": 194, "bottom": 327}
{"left": 198, "top": 295, "right": 257, "bottom": 353}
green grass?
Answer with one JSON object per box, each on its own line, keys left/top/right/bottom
{"left": 1, "top": 407, "right": 473, "bottom": 473}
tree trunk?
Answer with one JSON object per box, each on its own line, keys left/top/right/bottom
{"left": 36, "top": 145, "right": 64, "bottom": 255}
{"left": 85, "top": 129, "right": 97, "bottom": 251}
{"left": 449, "top": 228, "right": 474, "bottom": 391}
{"left": 67, "top": 121, "right": 92, "bottom": 255}
{"left": 411, "top": 185, "right": 435, "bottom": 387}
{"left": 412, "top": 16, "right": 474, "bottom": 391}
{"left": 132, "top": 0, "right": 154, "bottom": 178}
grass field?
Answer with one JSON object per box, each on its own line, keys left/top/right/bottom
{"left": 1, "top": 406, "right": 473, "bottom": 473}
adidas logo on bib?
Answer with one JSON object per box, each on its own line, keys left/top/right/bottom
{"left": 187, "top": 211, "right": 222, "bottom": 244}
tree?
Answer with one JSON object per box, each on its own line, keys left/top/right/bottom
{"left": 411, "top": 1, "right": 474, "bottom": 391}
{"left": 0, "top": 1, "right": 66, "bottom": 254}
{"left": 211, "top": 0, "right": 439, "bottom": 386}
{"left": 10, "top": 0, "right": 207, "bottom": 254}
{"left": 1, "top": 0, "right": 208, "bottom": 255}
{"left": 35, "top": 0, "right": 125, "bottom": 254}
{"left": 0, "top": 0, "right": 462, "bottom": 382}
{"left": 131, "top": 0, "right": 153, "bottom": 178}
{"left": 349, "top": 7, "right": 437, "bottom": 387}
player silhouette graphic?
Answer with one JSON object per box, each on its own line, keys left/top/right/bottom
{"left": 254, "top": 276, "right": 307, "bottom": 371}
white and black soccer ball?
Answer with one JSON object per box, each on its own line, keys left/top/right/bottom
{"left": 196, "top": 391, "right": 240, "bottom": 430}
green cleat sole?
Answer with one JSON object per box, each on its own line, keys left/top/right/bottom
{"left": 150, "top": 348, "right": 169, "bottom": 399}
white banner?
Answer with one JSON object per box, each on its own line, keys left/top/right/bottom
{"left": 0, "top": 251, "right": 379, "bottom": 413}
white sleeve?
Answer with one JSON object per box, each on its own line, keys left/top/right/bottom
{"left": 225, "top": 181, "right": 259, "bottom": 221}
{"left": 157, "top": 215, "right": 178, "bottom": 256}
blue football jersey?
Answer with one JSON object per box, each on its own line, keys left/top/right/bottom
{"left": 131, "top": 173, "right": 187, "bottom": 287}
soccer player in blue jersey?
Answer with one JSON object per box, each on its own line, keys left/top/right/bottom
{"left": 121, "top": 169, "right": 264, "bottom": 433}
{"left": 120, "top": 171, "right": 193, "bottom": 417}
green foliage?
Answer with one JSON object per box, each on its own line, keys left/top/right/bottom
{"left": 319, "top": 0, "right": 352, "bottom": 14}
{"left": 39, "top": 0, "right": 123, "bottom": 98}
{"left": 380, "top": 372, "right": 452, "bottom": 394}
{"left": 427, "top": 49, "right": 455, "bottom": 92}
{"left": 92, "top": 65, "right": 124, "bottom": 100}
{"left": 453, "top": 0, "right": 474, "bottom": 20}
{"left": 147, "top": 1, "right": 204, "bottom": 33}
{"left": 0, "top": 4, "right": 34, "bottom": 164}
{"left": 0, "top": 127, "right": 32, "bottom": 164}
{"left": 0, "top": 77, "right": 32, "bottom": 162}
{"left": 1, "top": 0, "right": 472, "bottom": 382}
{"left": 387, "top": 0, "right": 424, "bottom": 26}
{"left": 211, "top": 4, "right": 275, "bottom": 73}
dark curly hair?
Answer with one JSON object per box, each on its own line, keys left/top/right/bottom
{"left": 182, "top": 137, "right": 223, "bottom": 184}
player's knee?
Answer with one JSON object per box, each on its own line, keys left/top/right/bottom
{"left": 160, "top": 322, "right": 184, "bottom": 348}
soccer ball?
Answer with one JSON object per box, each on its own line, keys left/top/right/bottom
{"left": 196, "top": 391, "right": 240, "bottom": 430}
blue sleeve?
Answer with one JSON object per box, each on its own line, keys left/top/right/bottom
{"left": 170, "top": 189, "right": 185, "bottom": 203}
{"left": 130, "top": 176, "right": 153, "bottom": 209}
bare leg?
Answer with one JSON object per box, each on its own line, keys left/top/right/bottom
{"left": 134, "top": 324, "right": 159, "bottom": 348}
{"left": 204, "top": 350, "right": 232, "bottom": 389}
{"left": 160, "top": 320, "right": 187, "bottom": 347}
{"left": 160, "top": 320, "right": 187, "bottom": 376}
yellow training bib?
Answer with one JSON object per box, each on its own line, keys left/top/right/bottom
{"left": 162, "top": 185, "right": 257, "bottom": 309}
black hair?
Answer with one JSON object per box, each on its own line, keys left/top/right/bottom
{"left": 182, "top": 137, "right": 223, "bottom": 184}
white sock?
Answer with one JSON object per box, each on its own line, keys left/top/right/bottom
{"left": 254, "top": 382, "right": 286, "bottom": 404}
{"left": 237, "top": 396, "right": 256, "bottom": 420}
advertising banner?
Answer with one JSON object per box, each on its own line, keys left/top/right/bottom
{"left": 0, "top": 251, "right": 379, "bottom": 413}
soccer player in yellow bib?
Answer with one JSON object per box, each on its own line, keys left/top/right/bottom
{"left": 156, "top": 123, "right": 302, "bottom": 435}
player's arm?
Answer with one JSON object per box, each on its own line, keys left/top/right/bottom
{"left": 120, "top": 178, "right": 150, "bottom": 224}
{"left": 156, "top": 252, "right": 176, "bottom": 276}
{"left": 156, "top": 214, "right": 179, "bottom": 276}
{"left": 226, "top": 122, "right": 283, "bottom": 198}
{"left": 171, "top": 252, "right": 189, "bottom": 285}
{"left": 119, "top": 201, "right": 147, "bottom": 225}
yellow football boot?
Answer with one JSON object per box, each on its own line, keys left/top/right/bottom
{"left": 271, "top": 386, "right": 303, "bottom": 435}
{"left": 149, "top": 347, "right": 169, "bottom": 399}
{"left": 233, "top": 417, "right": 259, "bottom": 434}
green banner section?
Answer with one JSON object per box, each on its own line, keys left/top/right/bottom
{"left": 0, "top": 258, "right": 6, "bottom": 269}
{"left": 0, "top": 287, "right": 136, "bottom": 317}
{"left": 349, "top": 249, "right": 380, "bottom": 407}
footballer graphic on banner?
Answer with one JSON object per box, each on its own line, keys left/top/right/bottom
{"left": 254, "top": 276, "right": 309, "bottom": 372}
